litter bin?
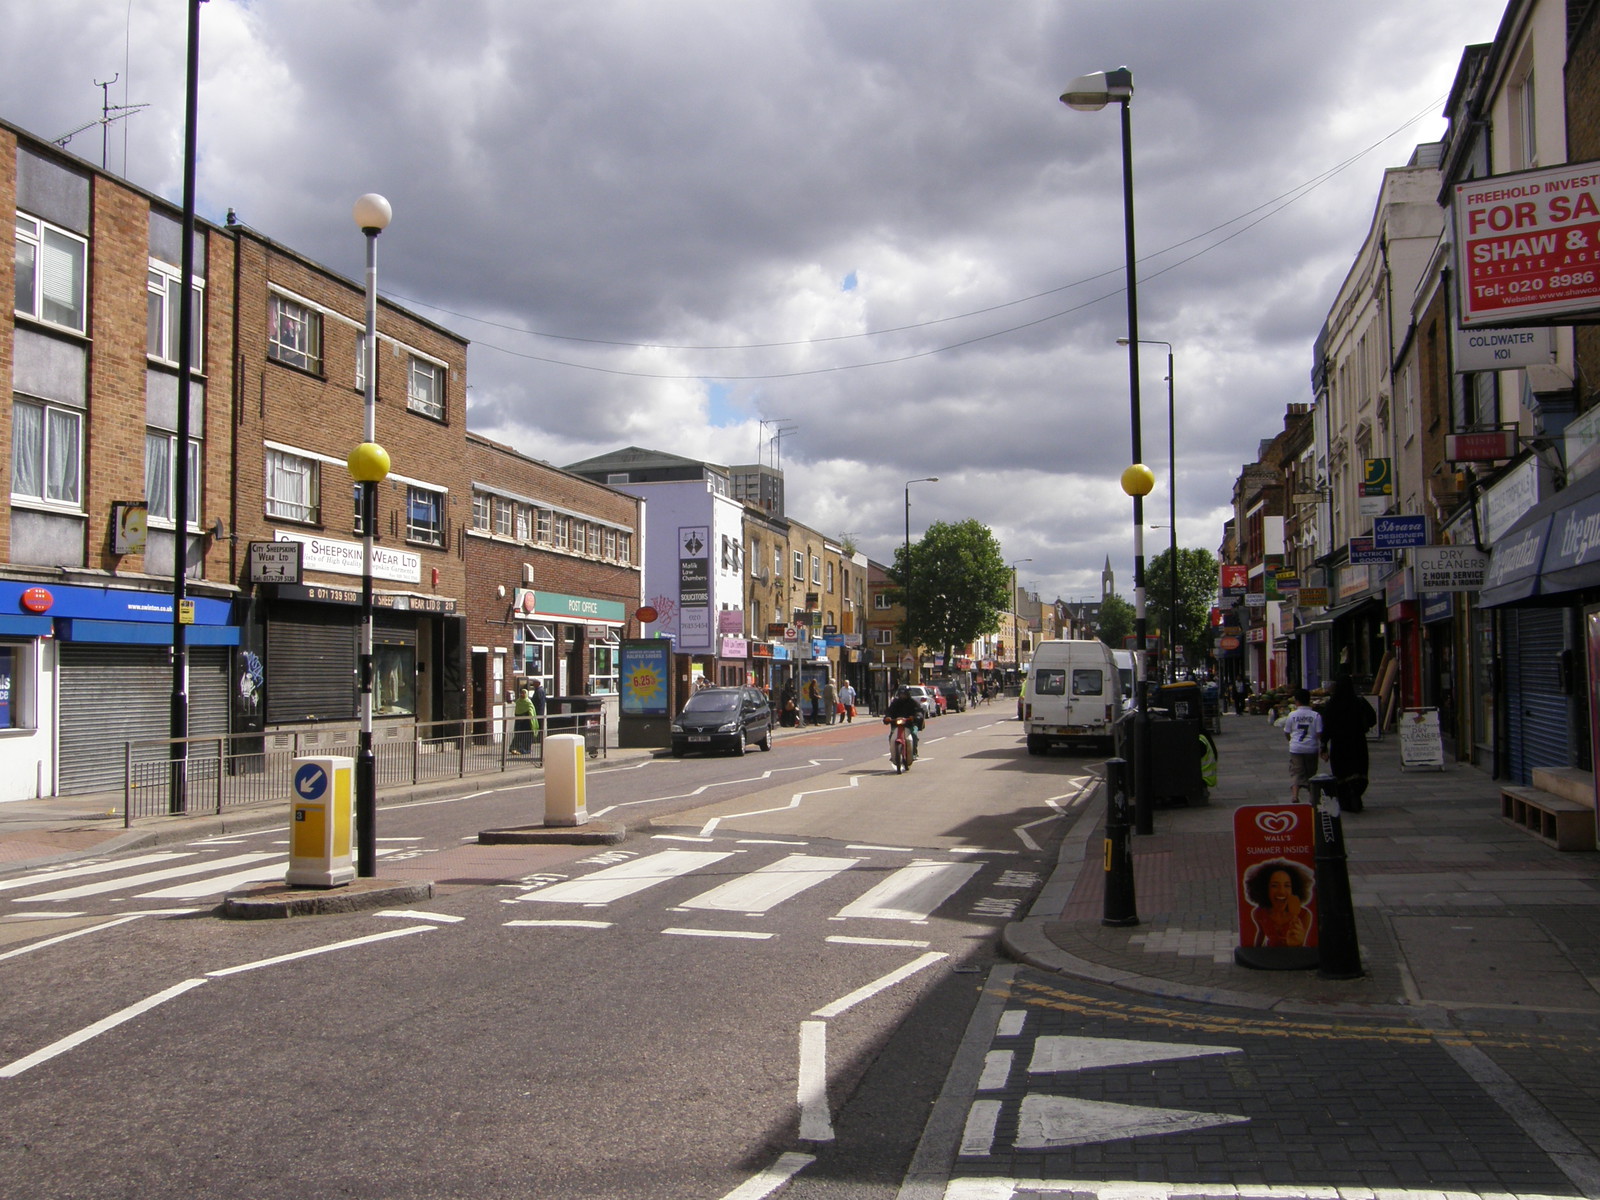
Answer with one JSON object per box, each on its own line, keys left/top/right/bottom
{"left": 545, "top": 696, "right": 603, "bottom": 759}
{"left": 1112, "top": 705, "right": 1208, "bottom": 806}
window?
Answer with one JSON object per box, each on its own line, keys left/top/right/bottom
{"left": 406, "top": 486, "right": 444, "bottom": 546}
{"left": 374, "top": 643, "right": 417, "bottom": 716}
{"left": 493, "top": 496, "right": 513, "bottom": 537}
{"left": 11, "top": 398, "right": 81, "bottom": 507}
{"left": 792, "top": 551, "right": 804, "bottom": 580}
{"left": 1071, "top": 669, "right": 1105, "bottom": 696}
{"left": 146, "top": 261, "right": 204, "bottom": 366}
{"left": 617, "top": 532, "right": 631, "bottom": 565}
{"left": 874, "top": 593, "right": 893, "bottom": 610}
{"left": 1035, "top": 669, "right": 1066, "bottom": 696}
{"left": 588, "top": 632, "right": 620, "bottom": 695}
{"left": 0, "top": 643, "right": 38, "bottom": 730}
{"left": 407, "top": 355, "right": 445, "bottom": 419}
{"left": 605, "top": 528, "right": 617, "bottom": 560}
{"left": 145, "top": 432, "right": 201, "bottom": 526}
{"left": 872, "top": 628, "right": 894, "bottom": 645}
{"left": 518, "top": 623, "right": 555, "bottom": 690}
{"left": 266, "top": 450, "right": 320, "bottom": 524}
{"left": 826, "top": 561, "right": 834, "bottom": 593}
{"left": 774, "top": 546, "right": 782, "bottom": 578}
{"left": 553, "top": 515, "right": 570, "bottom": 550}
{"left": 471, "top": 491, "right": 491, "bottom": 531}
{"left": 587, "top": 524, "right": 600, "bottom": 557}
{"left": 811, "top": 555, "right": 821, "bottom": 585}
{"left": 515, "top": 506, "right": 531, "bottom": 542}
{"left": 268, "top": 293, "right": 322, "bottom": 373}
{"left": 536, "top": 509, "right": 552, "bottom": 544}
{"left": 14, "top": 214, "right": 87, "bottom": 332}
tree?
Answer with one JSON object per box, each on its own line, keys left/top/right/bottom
{"left": 1097, "top": 593, "right": 1134, "bottom": 650}
{"left": 890, "top": 519, "right": 1011, "bottom": 666}
{"left": 1144, "top": 546, "right": 1220, "bottom": 667}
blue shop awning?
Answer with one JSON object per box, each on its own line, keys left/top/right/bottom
{"left": 55, "top": 618, "right": 240, "bottom": 646}
{"left": 1480, "top": 463, "right": 1600, "bottom": 608}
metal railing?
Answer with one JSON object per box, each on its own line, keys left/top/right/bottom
{"left": 122, "top": 709, "right": 607, "bottom": 825}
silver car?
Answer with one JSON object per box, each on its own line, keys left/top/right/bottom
{"left": 905, "top": 685, "right": 939, "bottom": 719}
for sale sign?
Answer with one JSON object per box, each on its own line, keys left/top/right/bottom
{"left": 1454, "top": 161, "right": 1600, "bottom": 327}
{"left": 1233, "top": 805, "right": 1319, "bottom": 953}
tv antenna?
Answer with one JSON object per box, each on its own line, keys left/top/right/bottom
{"left": 765, "top": 421, "right": 800, "bottom": 470}
{"left": 52, "top": 75, "right": 150, "bottom": 170}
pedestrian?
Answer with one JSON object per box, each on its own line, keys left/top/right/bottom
{"left": 838, "top": 680, "right": 857, "bottom": 723}
{"left": 823, "top": 679, "right": 838, "bottom": 725}
{"left": 1320, "top": 673, "right": 1377, "bottom": 812}
{"left": 1281, "top": 687, "right": 1322, "bottom": 803}
{"left": 1233, "top": 677, "right": 1250, "bottom": 716}
{"left": 805, "top": 678, "right": 822, "bottom": 725}
{"left": 968, "top": 679, "right": 979, "bottom": 708}
{"left": 510, "top": 686, "right": 537, "bottom": 755}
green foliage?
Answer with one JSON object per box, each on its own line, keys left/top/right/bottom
{"left": 1143, "top": 546, "right": 1220, "bottom": 657}
{"left": 891, "top": 519, "right": 1011, "bottom": 662}
{"left": 1097, "top": 593, "right": 1134, "bottom": 649}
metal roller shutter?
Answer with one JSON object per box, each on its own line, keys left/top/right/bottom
{"left": 58, "top": 644, "right": 231, "bottom": 795}
{"left": 1504, "top": 607, "right": 1569, "bottom": 784}
{"left": 266, "top": 607, "right": 355, "bottom": 724}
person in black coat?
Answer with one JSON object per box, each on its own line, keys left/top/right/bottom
{"left": 1320, "top": 674, "right": 1376, "bottom": 811}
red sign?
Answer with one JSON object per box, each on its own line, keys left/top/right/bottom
{"left": 1233, "top": 805, "right": 1318, "bottom": 950}
{"left": 1445, "top": 430, "right": 1518, "bottom": 462}
{"left": 1454, "top": 161, "right": 1600, "bottom": 327}
{"left": 636, "top": 605, "right": 659, "bottom": 624}
{"left": 19, "top": 587, "right": 53, "bottom": 614}
{"left": 1220, "top": 564, "right": 1248, "bottom": 594}
{"left": 1218, "top": 636, "right": 1241, "bottom": 651}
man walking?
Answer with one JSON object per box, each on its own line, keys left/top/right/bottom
{"left": 838, "top": 680, "right": 857, "bottom": 723}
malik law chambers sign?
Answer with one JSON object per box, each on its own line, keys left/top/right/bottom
{"left": 1454, "top": 160, "right": 1600, "bottom": 327}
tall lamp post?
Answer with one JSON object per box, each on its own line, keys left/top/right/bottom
{"left": 1063, "top": 66, "right": 1154, "bottom": 835}
{"left": 1010, "top": 558, "right": 1032, "bottom": 688}
{"left": 350, "top": 193, "right": 393, "bottom": 878}
{"left": 904, "top": 477, "right": 939, "bottom": 683}
{"left": 1120, "top": 336, "right": 1176, "bottom": 681}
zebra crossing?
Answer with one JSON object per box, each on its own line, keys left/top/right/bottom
{"left": 502, "top": 838, "right": 1005, "bottom": 932}
{"left": 0, "top": 838, "right": 412, "bottom": 914}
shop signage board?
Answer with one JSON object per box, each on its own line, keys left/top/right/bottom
{"left": 1454, "top": 161, "right": 1600, "bottom": 327}
{"left": 1348, "top": 537, "right": 1394, "bottom": 565}
{"left": 1232, "top": 804, "right": 1319, "bottom": 956}
{"left": 274, "top": 531, "right": 421, "bottom": 583}
{"left": 1414, "top": 545, "right": 1489, "bottom": 591}
{"left": 1373, "top": 515, "right": 1428, "bottom": 549}
{"left": 1453, "top": 326, "right": 1556, "bottom": 372}
{"left": 1297, "top": 587, "right": 1330, "bottom": 606}
{"left": 1399, "top": 708, "right": 1444, "bottom": 771}
{"left": 249, "top": 540, "right": 303, "bottom": 584}
{"left": 1220, "top": 564, "right": 1248, "bottom": 597}
{"left": 1359, "top": 458, "right": 1393, "bottom": 517}
{"left": 1446, "top": 429, "right": 1520, "bottom": 461}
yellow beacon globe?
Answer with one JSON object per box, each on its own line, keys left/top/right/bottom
{"left": 1120, "top": 463, "right": 1156, "bottom": 497}
{"left": 348, "top": 442, "right": 391, "bottom": 483}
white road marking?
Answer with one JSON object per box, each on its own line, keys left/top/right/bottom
{"left": 136, "top": 859, "right": 289, "bottom": 899}
{"left": 826, "top": 935, "right": 930, "bottom": 948}
{"left": 736, "top": 838, "right": 809, "bottom": 846}
{"left": 0, "top": 852, "right": 193, "bottom": 893}
{"left": 976, "top": 1050, "right": 1013, "bottom": 1091}
{"left": 662, "top": 927, "right": 774, "bottom": 941}
{"left": 0, "top": 977, "right": 208, "bottom": 1078}
{"left": 0, "top": 914, "right": 147, "bottom": 963}
{"left": 812, "top": 951, "right": 947, "bottom": 1018}
{"left": 517, "top": 849, "right": 732, "bottom": 905}
{"left": 958, "top": 1099, "right": 1003, "bottom": 1157}
{"left": 996, "top": 1009, "right": 1027, "bottom": 1038}
{"left": 1013, "top": 1094, "right": 1249, "bottom": 1149}
{"left": 716, "top": 1151, "right": 814, "bottom": 1200}
{"left": 1028, "top": 1036, "right": 1241, "bottom": 1074}
{"left": 374, "top": 909, "right": 464, "bottom": 923}
{"left": 943, "top": 1185, "right": 1581, "bottom": 1200}
{"left": 205, "top": 926, "right": 433, "bottom": 977}
{"left": 847, "top": 843, "right": 913, "bottom": 853}
{"left": 1012, "top": 796, "right": 1068, "bottom": 852}
{"left": 697, "top": 776, "right": 861, "bottom": 838}
{"left": 679, "top": 854, "right": 859, "bottom": 913}
{"left": 504, "top": 919, "right": 613, "bottom": 929}
{"left": 836, "top": 860, "right": 981, "bottom": 922}
{"left": 23, "top": 852, "right": 279, "bottom": 902}
{"left": 797, "top": 1020, "right": 833, "bottom": 1141}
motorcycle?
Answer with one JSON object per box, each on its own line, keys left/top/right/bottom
{"left": 888, "top": 716, "right": 916, "bottom": 774}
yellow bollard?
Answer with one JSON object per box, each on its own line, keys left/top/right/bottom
{"left": 543, "top": 733, "right": 588, "bottom": 827}
{"left": 287, "top": 756, "right": 354, "bottom": 888}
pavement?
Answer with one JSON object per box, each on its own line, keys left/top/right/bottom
{"left": 1003, "top": 710, "right": 1600, "bottom": 1025}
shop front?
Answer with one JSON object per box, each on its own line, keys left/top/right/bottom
{"left": 511, "top": 587, "right": 627, "bottom": 702}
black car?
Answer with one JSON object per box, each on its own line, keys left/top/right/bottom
{"left": 670, "top": 687, "right": 774, "bottom": 756}
{"left": 936, "top": 682, "right": 968, "bottom": 713}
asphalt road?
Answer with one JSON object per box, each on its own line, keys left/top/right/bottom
{"left": 0, "top": 707, "right": 1092, "bottom": 1200}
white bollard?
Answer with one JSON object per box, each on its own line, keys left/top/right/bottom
{"left": 287, "top": 756, "right": 355, "bottom": 888}
{"left": 543, "top": 733, "right": 588, "bottom": 826}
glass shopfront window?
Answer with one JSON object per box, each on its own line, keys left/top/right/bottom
{"left": 589, "top": 632, "right": 620, "bottom": 694}
{"left": 374, "top": 643, "right": 416, "bottom": 717}
{"left": 518, "top": 623, "right": 555, "bottom": 691}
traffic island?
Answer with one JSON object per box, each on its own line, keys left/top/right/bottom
{"left": 477, "top": 821, "right": 626, "bottom": 846}
{"left": 221, "top": 877, "right": 434, "bottom": 920}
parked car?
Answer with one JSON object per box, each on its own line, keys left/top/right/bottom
{"left": 936, "top": 682, "right": 967, "bottom": 713}
{"left": 670, "top": 687, "right": 774, "bottom": 756}
{"left": 905, "top": 685, "right": 939, "bottom": 719}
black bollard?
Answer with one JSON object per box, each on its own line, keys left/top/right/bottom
{"left": 1310, "top": 773, "right": 1362, "bottom": 979}
{"left": 1102, "top": 757, "right": 1139, "bottom": 927}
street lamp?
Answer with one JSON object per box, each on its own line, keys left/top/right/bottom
{"left": 1063, "top": 66, "right": 1154, "bottom": 835}
{"left": 1120, "top": 336, "right": 1176, "bottom": 681}
{"left": 1010, "top": 558, "right": 1032, "bottom": 689}
{"left": 350, "top": 192, "right": 392, "bottom": 878}
{"left": 904, "top": 477, "right": 939, "bottom": 684}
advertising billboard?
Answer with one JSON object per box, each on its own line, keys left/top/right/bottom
{"left": 1454, "top": 161, "right": 1600, "bottom": 327}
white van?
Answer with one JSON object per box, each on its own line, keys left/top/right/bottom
{"left": 1021, "top": 640, "right": 1120, "bottom": 754}
{"left": 1111, "top": 650, "right": 1136, "bottom": 713}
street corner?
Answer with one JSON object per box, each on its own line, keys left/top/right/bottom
{"left": 220, "top": 877, "right": 435, "bottom": 920}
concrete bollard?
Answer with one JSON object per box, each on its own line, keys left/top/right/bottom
{"left": 287, "top": 756, "right": 355, "bottom": 888}
{"left": 543, "top": 733, "right": 588, "bottom": 827}
{"left": 1310, "top": 773, "right": 1362, "bottom": 979}
{"left": 1102, "top": 757, "right": 1139, "bottom": 927}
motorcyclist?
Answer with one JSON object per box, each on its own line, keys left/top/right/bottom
{"left": 883, "top": 686, "right": 925, "bottom": 758}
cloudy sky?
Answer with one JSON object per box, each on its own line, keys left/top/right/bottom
{"left": 3, "top": 0, "right": 1509, "bottom": 609}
